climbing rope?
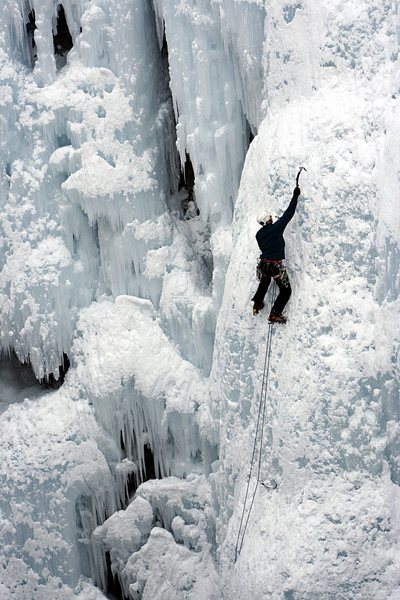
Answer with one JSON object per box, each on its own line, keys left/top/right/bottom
{"left": 234, "top": 289, "right": 276, "bottom": 562}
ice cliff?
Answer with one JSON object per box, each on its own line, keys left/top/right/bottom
{"left": 0, "top": 0, "right": 399, "bottom": 599}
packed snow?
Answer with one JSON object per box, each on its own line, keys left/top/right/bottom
{"left": 0, "top": 0, "right": 399, "bottom": 598}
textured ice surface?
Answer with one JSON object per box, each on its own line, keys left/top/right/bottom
{"left": 90, "top": 475, "right": 218, "bottom": 596}
{"left": 0, "top": 0, "right": 399, "bottom": 598}
{"left": 210, "top": 1, "right": 400, "bottom": 597}
{"left": 71, "top": 295, "right": 215, "bottom": 482}
{"left": 123, "top": 527, "right": 219, "bottom": 600}
{"left": 0, "top": 384, "right": 117, "bottom": 596}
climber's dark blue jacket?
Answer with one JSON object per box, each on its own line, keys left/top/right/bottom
{"left": 256, "top": 192, "right": 299, "bottom": 260}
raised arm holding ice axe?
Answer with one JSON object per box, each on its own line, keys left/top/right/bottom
{"left": 251, "top": 167, "right": 306, "bottom": 323}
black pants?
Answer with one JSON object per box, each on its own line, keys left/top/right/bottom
{"left": 252, "top": 261, "right": 291, "bottom": 314}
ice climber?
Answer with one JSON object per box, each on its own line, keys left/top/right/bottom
{"left": 252, "top": 185, "right": 301, "bottom": 323}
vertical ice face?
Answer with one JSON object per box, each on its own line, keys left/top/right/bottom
{"left": 1, "top": 0, "right": 267, "bottom": 382}
{"left": 0, "top": 0, "right": 224, "bottom": 594}
{"left": 153, "top": 0, "right": 233, "bottom": 225}
{"left": 1, "top": 0, "right": 253, "bottom": 380}
{"left": 0, "top": 0, "right": 176, "bottom": 379}
{"left": 0, "top": 0, "right": 399, "bottom": 598}
{"left": 70, "top": 296, "right": 216, "bottom": 487}
{"left": 211, "top": 1, "right": 400, "bottom": 596}
{"left": 153, "top": 0, "right": 266, "bottom": 316}
{"left": 0, "top": 386, "right": 118, "bottom": 591}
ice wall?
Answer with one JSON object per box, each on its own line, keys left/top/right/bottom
{"left": 0, "top": 0, "right": 399, "bottom": 598}
{"left": 210, "top": 0, "right": 400, "bottom": 597}
{"left": 0, "top": 0, "right": 229, "bottom": 595}
{"left": 152, "top": 0, "right": 263, "bottom": 226}
{"left": 90, "top": 475, "right": 218, "bottom": 596}
{"left": 1, "top": 0, "right": 259, "bottom": 381}
{"left": 71, "top": 295, "right": 217, "bottom": 484}
{"left": 0, "top": 385, "right": 118, "bottom": 594}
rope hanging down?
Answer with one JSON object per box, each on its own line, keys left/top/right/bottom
{"left": 234, "top": 290, "right": 276, "bottom": 562}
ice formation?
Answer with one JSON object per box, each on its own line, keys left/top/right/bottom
{"left": 0, "top": 0, "right": 399, "bottom": 598}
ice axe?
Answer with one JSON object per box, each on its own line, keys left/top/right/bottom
{"left": 296, "top": 166, "right": 307, "bottom": 187}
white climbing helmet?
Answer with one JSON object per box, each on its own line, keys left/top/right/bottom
{"left": 256, "top": 211, "right": 272, "bottom": 225}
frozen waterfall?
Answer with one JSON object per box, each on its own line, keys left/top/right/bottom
{"left": 0, "top": 0, "right": 399, "bottom": 599}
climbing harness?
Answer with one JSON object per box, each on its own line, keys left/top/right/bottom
{"left": 296, "top": 166, "right": 307, "bottom": 187}
{"left": 256, "top": 260, "right": 290, "bottom": 289}
{"left": 234, "top": 289, "right": 276, "bottom": 563}
{"left": 256, "top": 258, "right": 281, "bottom": 282}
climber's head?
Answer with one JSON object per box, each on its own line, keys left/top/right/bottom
{"left": 256, "top": 211, "right": 273, "bottom": 226}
